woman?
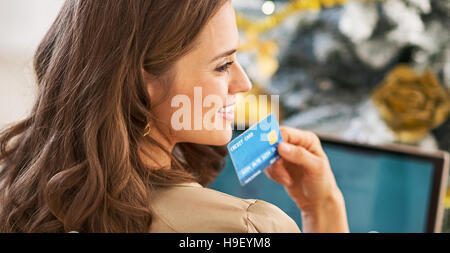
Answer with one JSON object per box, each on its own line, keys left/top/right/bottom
{"left": 0, "top": 0, "right": 349, "bottom": 233}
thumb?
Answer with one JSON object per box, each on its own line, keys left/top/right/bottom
{"left": 277, "top": 142, "right": 320, "bottom": 171}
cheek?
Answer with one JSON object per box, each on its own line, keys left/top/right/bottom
{"left": 173, "top": 78, "right": 233, "bottom": 145}
{"left": 201, "top": 81, "right": 228, "bottom": 109}
{"left": 176, "top": 77, "right": 229, "bottom": 111}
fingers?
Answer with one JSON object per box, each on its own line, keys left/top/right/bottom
{"left": 266, "top": 127, "right": 326, "bottom": 187}
{"left": 264, "top": 160, "right": 293, "bottom": 187}
{"left": 280, "top": 126, "right": 325, "bottom": 157}
{"left": 277, "top": 142, "right": 321, "bottom": 172}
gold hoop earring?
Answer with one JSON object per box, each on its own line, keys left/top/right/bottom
{"left": 143, "top": 123, "right": 151, "bottom": 137}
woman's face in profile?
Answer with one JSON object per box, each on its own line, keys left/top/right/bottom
{"left": 150, "top": 1, "right": 252, "bottom": 146}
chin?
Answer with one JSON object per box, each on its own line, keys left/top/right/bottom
{"left": 203, "top": 117, "right": 234, "bottom": 146}
{"left": 178, "top": 118, "right": 234, "bottom": 146}
{"left": 185, "top": 128, "right": 233, "bottom": 146}
{"left": 204, "top": 128, "right": 233, "bottom": 146}
{"left": 179, "top": 128, "right": 233, "bottom": 146}
{"left": 215, "top": 128, "right": 233, "bottom": 145}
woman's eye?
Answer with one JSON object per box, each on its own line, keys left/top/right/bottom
{"left": 215, "top": 61, "right": 234, "bottom": 73}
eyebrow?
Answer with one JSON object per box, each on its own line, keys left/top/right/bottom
{"left": 210, "top": 49, "right": 237, "bottom": 63}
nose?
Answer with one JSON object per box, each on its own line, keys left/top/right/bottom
{"left": 228, "top": 61, "right": 252, "bottom": 95}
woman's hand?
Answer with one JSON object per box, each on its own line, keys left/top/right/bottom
{"left": 264, "top": 126, "right": 349, "bottom": 233}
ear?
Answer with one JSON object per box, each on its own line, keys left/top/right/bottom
{"left": 142, "top": 68, "right": 168, "bottom": 107}
{"left": 142, "top": 68, "right": 158, "bottom": 99}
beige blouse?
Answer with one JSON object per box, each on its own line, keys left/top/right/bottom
{"left": 149, "top": 182, "right": 301, "bottom": 233}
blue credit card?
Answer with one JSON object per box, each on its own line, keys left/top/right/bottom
{"left": 227, "top": 113, "right": 284, "bottom": 186}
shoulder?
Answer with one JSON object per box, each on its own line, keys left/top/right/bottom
{"left": 149, "top": 183, "right": 301, "bottom": 233}
{"left": 246, "top": 198, "right": 301, "bottom": 233}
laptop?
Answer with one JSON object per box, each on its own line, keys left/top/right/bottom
{"left": 210, "top": 133, "right": 449, "bottom": 233}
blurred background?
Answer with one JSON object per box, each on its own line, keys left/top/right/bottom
{"left": 0, "top": 0, "right": 64, "bottom": 128}
{"left": 0, "top": 0, "right": 449, "bottom": 232}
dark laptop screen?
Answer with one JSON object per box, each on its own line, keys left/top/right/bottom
{"left": 322, "top": 142, "right": 434, "bottom": 233}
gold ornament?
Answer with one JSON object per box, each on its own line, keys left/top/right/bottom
{"left": 372, "top": 65, "right": 450, "bottom": 144}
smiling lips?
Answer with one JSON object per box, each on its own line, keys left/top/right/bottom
{"left": 217, "top": 103, "right": 235, "bottom": 121}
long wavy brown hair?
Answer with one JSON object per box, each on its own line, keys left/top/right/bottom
{"left": 0, "top": 0, "right": 228, "bottom": 233}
